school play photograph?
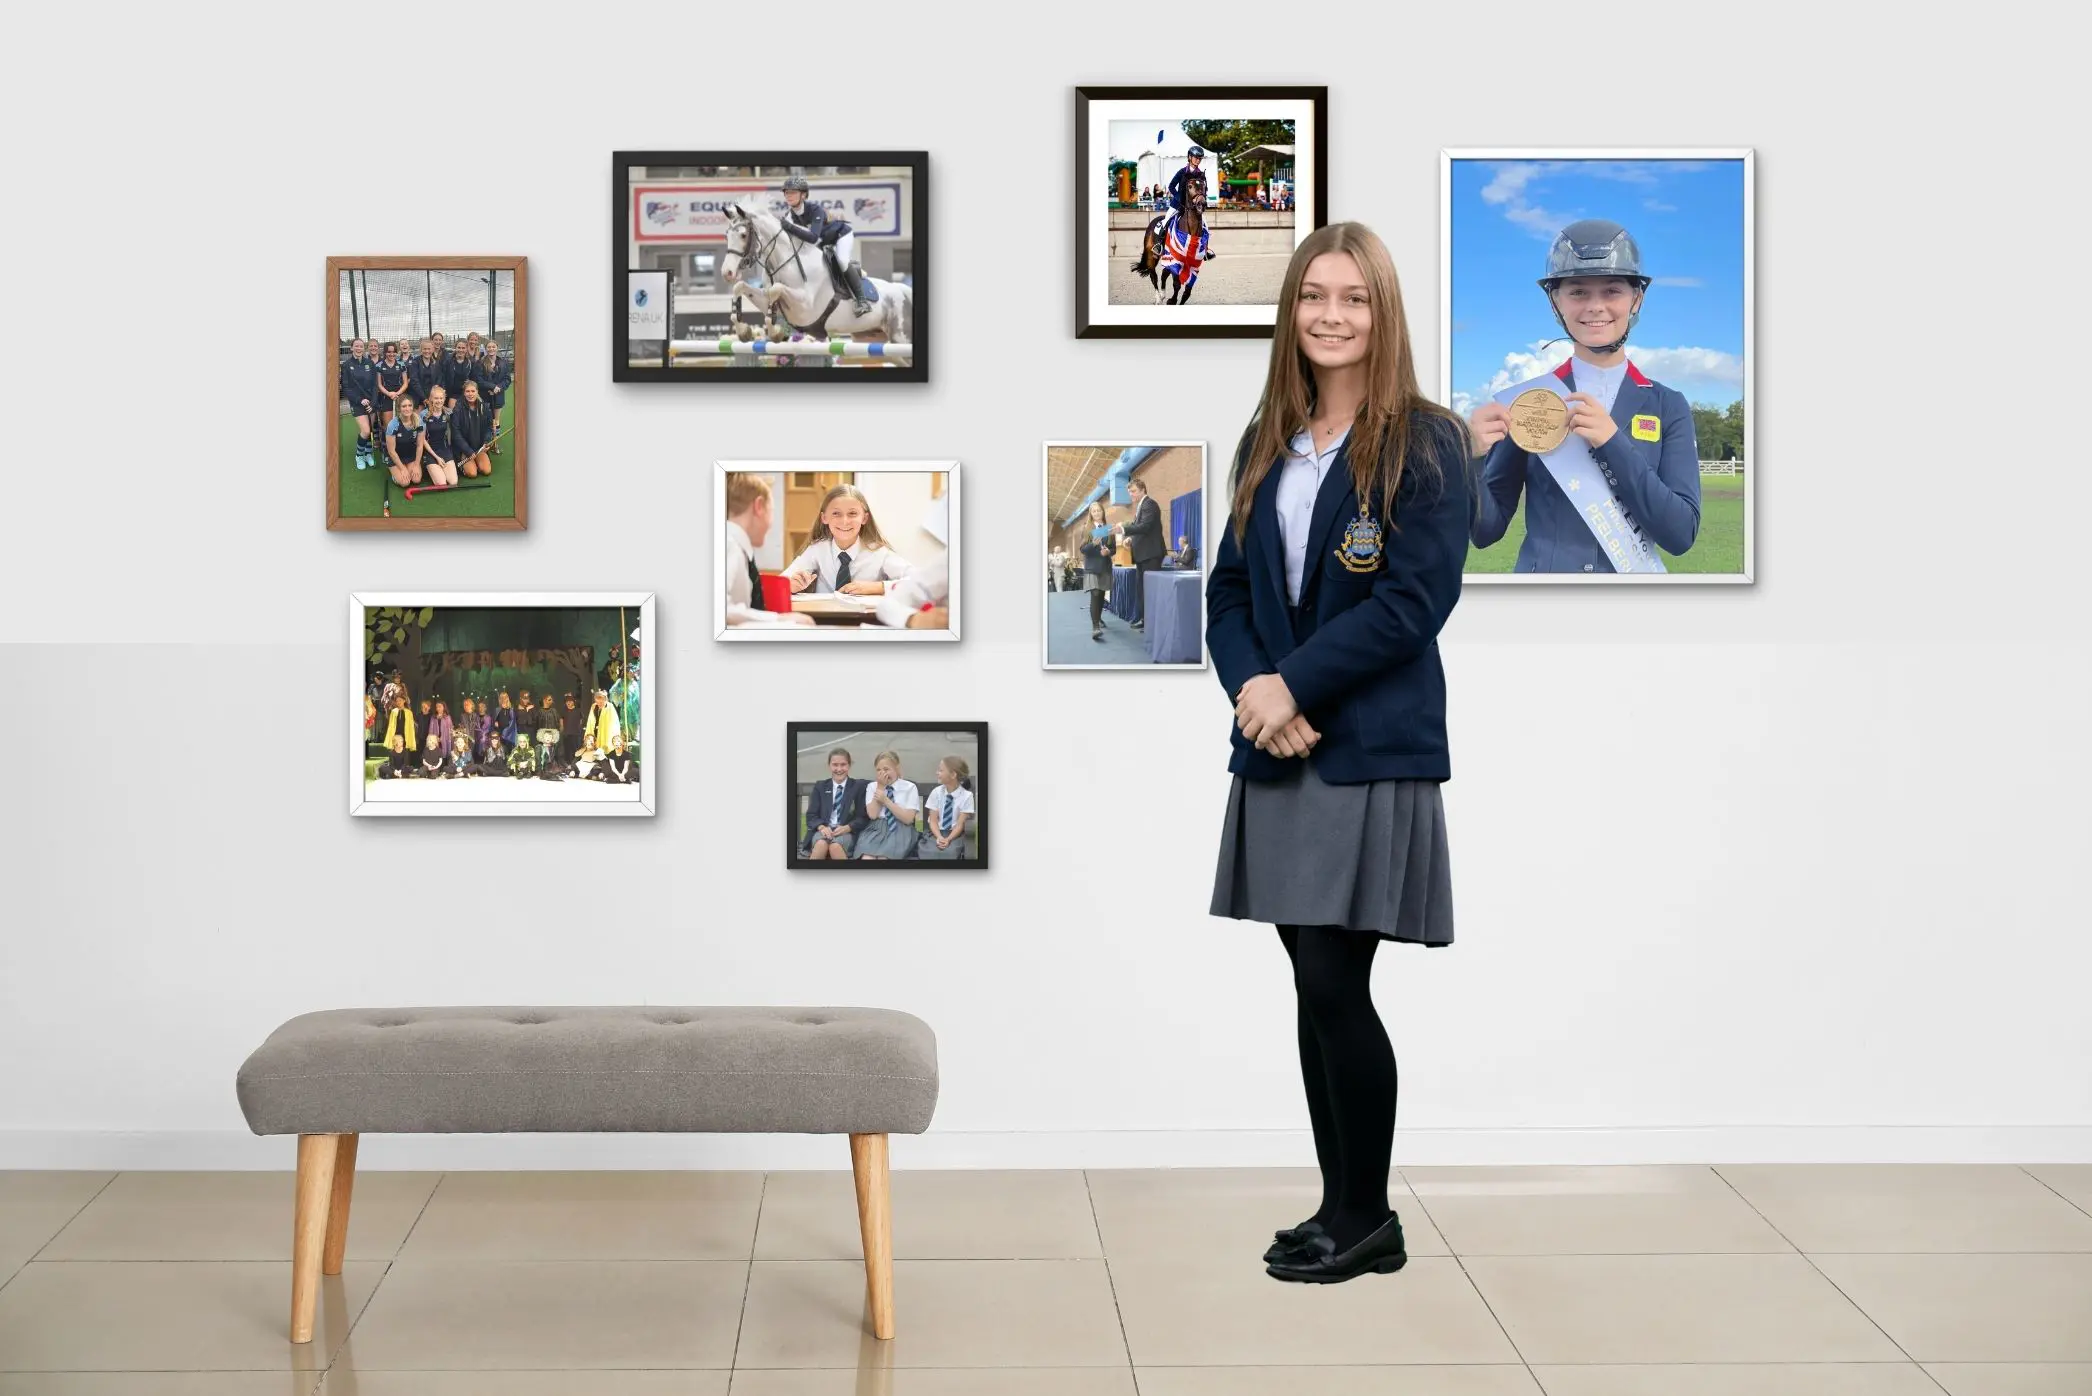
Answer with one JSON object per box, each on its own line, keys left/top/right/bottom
{"left": 785, "top": 724, "right": 987, "bottom": 870}
{"left": 328, "top": 258, "right": 526, "bottom": 531}
{"left": 616, "top": 153, "right": 924, "bottom": 381}
{"left": 1075, "top": 87, "right": 1326, "bottom": 337}
{"left": 1043, "top": 442, "right": 1206, "bottom": 670}
{"left": 716, "top": 463, "right": 957, "bottom": 641}
{"left": 350, "top": 594, "right": 652, "bottom": 817}
{"left": 1443, "top": 150, "right": 1754, "bottom": 581}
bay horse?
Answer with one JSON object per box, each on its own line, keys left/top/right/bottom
{"left": 1132, "top": 181, "right": 1210, "bottom": 306}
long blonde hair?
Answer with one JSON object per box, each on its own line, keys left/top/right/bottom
{"left": 807, "top": 484, "right": 889, "bottom": 549}
{"left": 1230, "top": 222, "right": 1465, "bottom": 542}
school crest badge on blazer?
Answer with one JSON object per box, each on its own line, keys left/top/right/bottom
{"left": 1336, "top": 511, "right": 1386, "bottom": 572}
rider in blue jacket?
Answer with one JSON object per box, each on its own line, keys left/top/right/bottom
{"left": 1164, "top": 147, "right": 1217, "bottom": 257}
{"left": 778, "top": 171, "right": 870, "bottom": 317}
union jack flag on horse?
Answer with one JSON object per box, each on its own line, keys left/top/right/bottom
{"left": 1132, "top": 177, "right": 1214, "bottom": 306}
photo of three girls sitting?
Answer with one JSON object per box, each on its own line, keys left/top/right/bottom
{"left": 798, "top": 746, "right": 975, "bottom": 861}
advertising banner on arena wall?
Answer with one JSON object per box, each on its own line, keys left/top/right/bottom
{"left": 633, "top": 182, "right": 907, "bottom": 242}
{"left": 626, "top": 270, "right": 669, "bottom": 340}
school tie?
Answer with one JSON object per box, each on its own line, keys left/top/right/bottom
{"left": 882, "top": 787, "right": 897, "bottom": 829}
{"left": 746, "top": 554, "right": 766, "bottom": 610}
{"left": 831, "top": 783, "right": 843, "bottom": 825}
{"left": 835, "top": 551, "right": 853, "bottom": 590}
{"left": 940, "top": 793, "right": 954, "bottom": 837}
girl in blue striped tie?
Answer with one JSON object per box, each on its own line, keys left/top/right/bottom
{"left": 916, "top": 756, "right": 974, "bottom": 860}
{"left": 853, "top": 751, "right": 921, "bottom": 860}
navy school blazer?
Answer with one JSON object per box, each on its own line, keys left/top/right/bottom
{"left": 1471, "top": 359, "right": 1701, "bottom": 574}
{"left": 802, "top": 777, "right": 870, "bottom": 851}
{"left": 1206, "top": 412, "right": 1473, "bottom": 784}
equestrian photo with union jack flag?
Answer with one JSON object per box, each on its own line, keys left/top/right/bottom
{"left": 1076, "top": 87, "right": 1327, "bottom": 339}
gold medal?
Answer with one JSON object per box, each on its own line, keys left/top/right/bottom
{"left": 1335, "top": 510, "right": 1385, "bottom": 573}
{"left": 1508, "top": 387, "right": 1571, "bottom": 454}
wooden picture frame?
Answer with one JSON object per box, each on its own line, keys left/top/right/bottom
{"left": 786, "top": 723, "right": 988, "bottom": 870}
{"left": 1074, "top": 86, "right": 1328, "bottom": 339}
{"left": 613, "top": 152, "right": 928, "bottom": 384}
{"left": 327, "top": 256, "right": 528, "bottom": 531}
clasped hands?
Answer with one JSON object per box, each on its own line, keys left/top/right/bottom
{"left": 1235, "top": 673, "right": 1318, "bottom": 759}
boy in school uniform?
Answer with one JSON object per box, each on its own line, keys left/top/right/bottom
{"left": 724, "top": 473, "right": 815, "bottom": 628}
{"left": 800, "top": 748, "right": 869, "bottom": 860}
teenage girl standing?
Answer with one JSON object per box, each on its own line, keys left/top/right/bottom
{"left": 1206, "top": 221, "right": 1472, "bottom": 1285}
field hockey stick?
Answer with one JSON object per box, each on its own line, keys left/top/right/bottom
{"left": 398, "top": 421, "right": 514, "bottom": 499}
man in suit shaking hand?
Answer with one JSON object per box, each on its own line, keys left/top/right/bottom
{"left": 1121, "top": 476, "right": 1166, "bottom": 630}
{"left": 802, "top": 747, "right": 871, "bottom": 860}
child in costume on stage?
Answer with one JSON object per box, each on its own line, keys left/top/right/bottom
{"left": 419, "top": 733, "right": 447, "bottom": 779}
{"left": 506, "top": 735, "right": 537, "bottom": 779}
{"left": 600, "top": 737, "right": 637, "bottom": 785}
{"left": 477, "top": 734, "right": 509, "bottom": 778}
{"left": 450, "top": 732, "right": 475, "bottom": 778}
{"left": 381, "top": 732, "right": 410, "bottom": 779}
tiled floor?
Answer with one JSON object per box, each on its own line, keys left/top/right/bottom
{"left": 1, "top": 1164, "right": 2089, "bottom": 1394}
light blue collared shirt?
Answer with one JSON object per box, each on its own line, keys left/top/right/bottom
{"left": 1276, "top": 425, "right": 1350, "bottom": 604}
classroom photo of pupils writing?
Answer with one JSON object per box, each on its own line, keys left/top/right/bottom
{"left": 357, "top": 602, "right": 644, "bottom": 812}
{"left": 1042, "top": 441, "right": 1207, "bottom": 669}
{"left": 785, "top": 725, "right": 987, "bottom": 869}
{"left": 717, "top": 463, "right": 958, "bottom": 640}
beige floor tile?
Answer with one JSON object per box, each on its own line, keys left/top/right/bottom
{"left": 1085, "top": 1167, "right": 1448, "bottom": 1262}
{"left": 396, "top": 1172, "right": 762, "bottom": 1261}
{"left": 2020, "top": 1164, "right": 2092, "bottom": 1215}
{"left": 728, "top": 1372, "right": 1138, "bottom": 1396}
{"left": 0, "top": 1174, "right": 114, "bottom": 1280}
{"left": 1810, "top": 1253, "right": 2092, "bottom": 1362}
{"left": 0, "top": 1260, "right": 380, "bottom": 1372}
{"left": 0, "top": 1379, "right": 319, "bottom": 1396}
{"left": 755, "top": 1170, "right": 1100, "bottom": 1261}
{"left": 40, "top": 1171, "right": 440, "bottom": 1262}
{"left": 1531, "top": 1363, "right": 1943, "bottom": 1395}
{"left": 1400, "top": 1165, "right": 1793, "bottom": 1255}
{"left": 1461, "top": 1254, "right": 1904, "bottom": 1364}
{"left": 320, "top": 1374, "right": 728, "bottom": 1394}
{"left": 734, "top": 1260, "right": 1126, "bottom": 1369}
{"left": 1108, "top": 1254, "right": 1515, "bottom": 1367}
{"left": 1924, "top": 1363, "right": 2092, "bottom": 1395}
{"left": 1715, "top": 1165, "right": 2092, "bottom": 1253}
{"left": 331, "top": 1260, "right": 746, "bottom": 1371}
{"left": 1137, "top": 1367, "right": 1541, "bottom": 1395}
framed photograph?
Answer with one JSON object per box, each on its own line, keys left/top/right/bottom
{"left": 350, "top": 593, "right": 653, "bottom": 817}
{"left": 1442, "top": 148, "right": 1754, "bottom": 583}
{"left": 787, "top": 723, "right": 987, "bottom": 870}
{"left": 1042, "top": 442, "right": 1207, "bottom": 670}
{"left": 716, "top": 462, "right": 958, "bottom": 642}
{"left": 327, "top": 257, "right": 526, "bottom": 531}
{"left": 1074, "top": 86, "right": 1327, "bottom": 339}
{"left": 613, "top": 152, "right": 925, "bottom": 383}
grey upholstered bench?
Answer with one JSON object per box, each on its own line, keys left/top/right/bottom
{"left": 236, "top": 1006, "right": 938, "bottom": 1345}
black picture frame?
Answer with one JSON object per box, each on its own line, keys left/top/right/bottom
{"left": 612, "top": 151, "right": 928, "bottom": 384}
{"left": 785, "top": 722, "right": 988, "bottom": 871}
{"left": 1074, "top": 85, "right": 1328, "bottom": 340}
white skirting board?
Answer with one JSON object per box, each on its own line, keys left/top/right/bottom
{"left": 5, "top": 1127, "right": 2090, "bottom": 1171}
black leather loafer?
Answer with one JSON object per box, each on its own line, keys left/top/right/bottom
{"left": 1262, "top": 1219, "right": 1326, "bottom": 1265}
{"left": 1266, "top": 1212, "right": 1406, "bottom": 1283}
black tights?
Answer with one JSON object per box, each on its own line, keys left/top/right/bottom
{"left": 1279, "top": 924, "right": 1397, "bottom": 1250}
{"left": 1088, "top": 588, "right": 1105, "bottom": 629}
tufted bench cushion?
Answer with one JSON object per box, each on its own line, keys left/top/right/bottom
{"left": 236, "top": 1006, "right": 939, "bottom": 1138}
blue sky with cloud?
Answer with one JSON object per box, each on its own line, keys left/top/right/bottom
{"left": 1448, "top": 157, "right": 1746, "bottom": 418}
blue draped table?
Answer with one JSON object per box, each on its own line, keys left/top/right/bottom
{"left": 1109, "top": 566, "right": 1139, "bottom": 622}
{"left": 1146, "top": 571, "right": 1202, "bottom": 664}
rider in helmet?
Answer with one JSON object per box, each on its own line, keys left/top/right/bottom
{"left": 777, "top": 170, "right": 870, "bottom": 318}
{"left": 1168, "top": 146, "right": 1209, "bottom": 214}
{"left": 1467, "top": 218, "right": 1702, "bottom": 574}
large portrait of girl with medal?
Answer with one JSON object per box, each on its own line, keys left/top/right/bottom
{"left": 1442, "top": 150, "right": 1754, "bottom": 582}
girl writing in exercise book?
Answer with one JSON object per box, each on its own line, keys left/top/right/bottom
{"left": 1205, "top": 221, "right": 1471, "bottom": 1285}
{"left": 853, "top": 751, "right": 921, "bottom": 860}
{"left": 784, "top": 484, "right": 914, "bottom": 597}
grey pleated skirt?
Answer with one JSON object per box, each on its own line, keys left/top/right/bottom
{"left": 1210, "top": 758, "right": 1455, "bottom": 946}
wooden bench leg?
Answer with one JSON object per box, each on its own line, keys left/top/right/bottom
{"left": 322, "top": 1133, "right": 359, "bottom": 1276}
{"left": 849, "top": 1131, "right": 895, "bottom": 1340}
{"left": 291, "top": 1133, "right": 342, "bottom": 1345}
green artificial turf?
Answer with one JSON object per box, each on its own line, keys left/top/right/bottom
{"left": 1464, "top": 470, "right": 1746, "bottom": 576}
{"left": 337, "top": 385, "right": 520, "bottom": 519}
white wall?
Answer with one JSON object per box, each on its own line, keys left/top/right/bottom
{"left": 1, "top": 2, "right": 2086, "bottom": 1170}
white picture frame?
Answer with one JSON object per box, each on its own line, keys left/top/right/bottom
{"left": 349, "top": 591, "right": 656, "bottom": 817}
{"left": 1440, "top": 147, "right": 1755, "bottom": 585}
{"left": 713, "top": 461, "right": 960, "bottom": 642}
{"left": 1042, "top": 440, "right": 1209, "bottom": 671}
